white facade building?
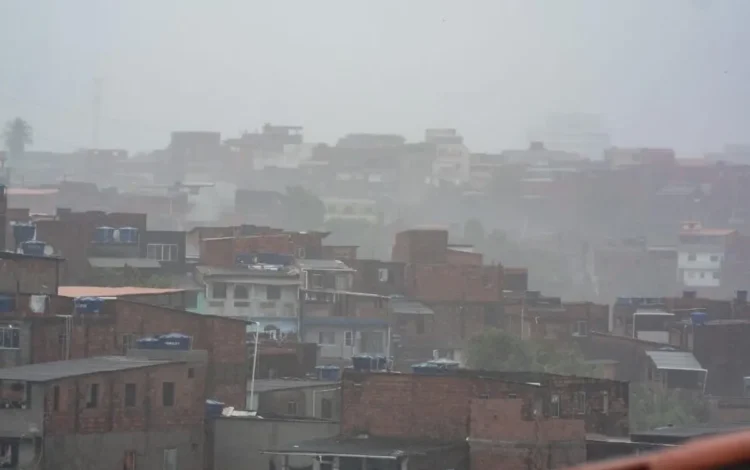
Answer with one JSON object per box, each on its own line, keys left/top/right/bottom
{"left": 677, "top": 222, "right": 736, "bottom": 289}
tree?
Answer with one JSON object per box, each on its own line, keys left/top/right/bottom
{"left": 283, "top": 186, "right": 325, "bottom": 231}
{"left": 3, "top": 117, "right": 33, "bottom": 161}
{"left": 467, "top": 328, "right": 599, "bottom": 377}
{"left": 630, "top": 383, "right": 709, "bottom": 432}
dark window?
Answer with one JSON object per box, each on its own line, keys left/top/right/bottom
{"left": 234, "top": 285, "right": 249, "bottom": 299}
{"left": 321, "top": 398, "right": 333, "bottom": 419}
{"left": 86, "top": 383, "right": 99, "bottom": 408}
{"left": 0, "top": 327, "right": 20, "bottom": 349}
{"left": 287, "top": 401, "right": 298, "bottom": 415}
{"left": 574, "top": 391, "right": 586, "bottom": 414}
{"left": 416, "top": 316, "right": 425, "bottom": 334}
{"left": 188, "top": 368, "right": 195, "bottom": 379}
{"left": 162, "top": 382, "right": 175, "bottom": 407}
{"left": 212, "top": 282, "right": 227, "bottom": 299}
{"left": 550, "top": 394, "right": 560, "bottom": 418}
{"left": 266, "top": 286, "right": 281, "bottom": 300}
{"left": 125, "top": 383, "right": 137, "bottom": 407}
{"left": 52, "top": 385, "right": 60, "bottom": 411}
{"left": 121, "top": 334, "right": 134, "bottom": 355}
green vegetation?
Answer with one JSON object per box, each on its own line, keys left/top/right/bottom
{"left": 3, "top": 117, "right": 33, "bottom": 161}
{"left": 629, "top": 383, "right": 709, "bottom": 431}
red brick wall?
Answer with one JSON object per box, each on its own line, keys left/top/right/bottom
{"left": 201, "top": 232, "right": 326, "bottom": 267}
{"left": 200, "top": 237, "right": 234, "bottom": 266}
{"left": 321, "top": 245, "right": 358, "bottom": 261}
{"left": 445, "top": 249, "right": 483, "bottom": 266}
{"left": 392, "top": 230, "right": 448, "bottom": 264}
{"left": 44, "top": 362, "right": 205, "bottom": 436}
{"left": 407, "top": 264, "right": 503, "bottom": 302}
{"left": 0, "top": 255, "right": 61, "bottom": 294}
{"left": 112, "top": 301, "right": 248, "bottom": 407}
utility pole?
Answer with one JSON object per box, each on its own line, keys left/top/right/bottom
{"left": 92, "top": 78, "right": 103, "bottom": 149}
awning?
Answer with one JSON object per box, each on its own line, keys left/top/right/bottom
{"left": 645, "top": 350, "right": 706, "bottom": 371}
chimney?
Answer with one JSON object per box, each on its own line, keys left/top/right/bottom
{"left": 738, "top": 290, "right": 748, "bottom": 303}
{"left": 683, "top": 290, "right": 697, "bottom": 299}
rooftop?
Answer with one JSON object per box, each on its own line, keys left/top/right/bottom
{"left": 252, "top": 379, "right": 339, "bottom": 393}
{"left": 390, "top": 299, "right": 435, "bottom": 315}
{"left": 196, "top": 265, "right": 300, "bottom": 279}
{"left": 263, "top": 436, "right": 463, "bottom": 459}
{"left": 632, "top": 423, "right": 750, "bottom": 445}
{"left": 88, "top": 257, "right": 162, "bottom": 269}
{"left": 58, "top": 286, "right": 187, "bottom": 298}
{"left": 0, "top": 356, "right": 176, "bottom": 383}
{"left": 297, "top": 259, "right": 354, "bottom": 272}
{"left": 645, "top": 349, "right": 706, "bottom": 372}
{"left": 6, "top": 188, "right": 59, "bottom": 196}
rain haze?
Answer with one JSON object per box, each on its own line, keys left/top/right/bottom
{"left": 4, "top": 2, "right": 750, "bottom": 470}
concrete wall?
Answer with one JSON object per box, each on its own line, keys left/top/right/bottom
{"left": 0, "top": 255, "right": 61, "bottom": 295}
{"left": 0, "top": 320, "right": 32, "bottom": 368}
{"left": 42, "top": 429, "right": 202, "bottom": 470}
{"left": 205, "top": 279, "right": 299, "bottom": 318}
{"left": 0, "top": 384, "right": 44, "bottom": 437}
{"left": 212, "top": 417, "right": 339, "bottom": 470}
{"left": 303, "top": 326, "right": 388, "bottom": 359}
{"left": 252, "top": 386, "right": 341, "bottom": 420}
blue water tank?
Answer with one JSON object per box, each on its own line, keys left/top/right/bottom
{"left": 20, "top": 240, "right": 46, "bottom": 256}
{"left": 158, "top": 333, "right": 192, "bottom": 350}
{"left": 412, "top": 359, "right": 459, "bottom": 375}
{"left": 118, "top": 227, "right": 139, "bottom": 244}
{"left": 691, "top": 311, "right": 709, "bottom": 326}
{"left": 205, "top": 399, "right": 225, "bottom": 418}
{"left": 74, "top": 297, "right": 105, "bottom": 314}
{"left": 92, "top": 226, "right": 115, "bottom": 243}
{"left": 0, "top": 295, "right": 15, "bottom": 313}
{"left": 351, "top": 355, "right": 373, "bottom": 371}
{"left": 12, "top": 223, "right": 36, "bottom": 246}
{"left": 316, "top": 365, "right": 341, "bottom": 381}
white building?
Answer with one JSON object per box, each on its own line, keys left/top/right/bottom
{"left": 196, "top": 265, "right": 301, "bottom": 326}
{"left": 528, "top": 113, "right": 611, "bottom": 160}
{"left": 426, "top": 128, "right": 471, "bottom": 185}
{"left": 677, "top": 222, "right": 736, "bottom": 289}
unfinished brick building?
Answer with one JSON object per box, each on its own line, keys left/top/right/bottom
{"left": 0, "top": 354, "right": 205, "bottom": 470}
{"left": 264, "top": 369, "right": 629, "bottom": 470}
{"left": 0, "top": 295, "right": 248, "bottom": 407}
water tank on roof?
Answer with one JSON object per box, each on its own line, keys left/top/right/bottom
{"left": 74, "top": 297, "right": 105, "bottom": 314}
{"left": 20, "top": 240, "right": 46, "bottom": 256}
{"left": 352, "top": 354, "right": 387, "bottom": 372}
{"left": 93, "top": 226, "right": 115, "bottom": 243}
{"left": 0, "top": 295, "right": 15, "bottom": 313}
{"left": 691, "top": 311, "right": 708, "bottom": 326}
{"left": 412, "top": 359, "right": 459, "bottom": 375}
{"left": 118, "top": 227, "right": 139, "bottom": 244}
{"left": 315, "top": 365, "right": 341, "bottom": 381}
{"left": 205, "top": 399, "right": 225, "bottom": 418}
{"left": 12, "top": 223, "right": 36, "bottom": 246}
{"left": 159, "top": 333, "right": 192, "bottom": 350}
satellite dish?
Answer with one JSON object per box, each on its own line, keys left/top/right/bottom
{"left": 43, "top": 244, "right": 54, "bottom": 256}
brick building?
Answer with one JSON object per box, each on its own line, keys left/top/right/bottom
{"left": 0, "top": 295, "right": 248, "bottom": 407}
{"left": 200, "top": 231, "right": 328, "bottom": 268}
{"left": 0, "top": 354, "right": 205, "bottom": 470}
{"left": 264, "top": 369, "right": 628, "bottom": 470}
{"left": 0, "top": 252, "right": 63, "bottom": 295}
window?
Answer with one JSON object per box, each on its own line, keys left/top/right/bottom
{"left": 234, "top": 285, "right": 249, "bottom": 299}
{"left": 713, "top": 271, "right": 721, "bottom": 280}
{"left": 266, "top": 286, "right": 281, "bottom": 300}
{"left": 121, "top": 334, "right": 134, "bottom": 355}
{"left": 125, "top": 383, "right": 137, "bottom": 407}
{"left": 287, "top": 401, "right": 298, "bottom": 415}
{"left": 550, "top": 394, "right": 560, "bottom": 418}
{"left": 378, "top": 268, "right": 389, "bottom": 283}
{"left": 0, "top": 327, "right": 20, "bottom": 349}
{"left": 602, "top": 391, "right": 609, "bottom": 415}
{"left": 163, "top": 448, "right": 177, "bottom": 470}
{"left": 574, "top": 391, "right": 586, "bottom": 414}
{"left": 687, "top": 254, "right": 697, "bottom": 261}
{"left": 321, "top": 398, "right": 333, "bottom": 419}
{"left": 574, "top": 320, "right": 588, "bottom": 337}
{"left": 310, "top": 273, "right": 323, "bottom": 289}
{"left": 162, "top": 382, "right": 175, "bottom": 407}
{"left": 52, "top": 385, "right": 60, "bottom": 411}
{"left": 345, "top": 331, "right": 353, "bottom": 347}
{"left": 212, "top": 282, "right": 227, "bottom": 299}
{"left": 710, "top": 255, "right": 720, "bottom": 262}
{"left": 699, "top": 271, "right": 706, "bottom": 279}
{"left": 146, "top": 243, "right": 179, "bottom": 261}
{"left": 296, "top": 246, "right": 306, "bottom": 259}
{"left": 188, "top": 368, "right": 195, "bottom": 379}
{"left": 318, "top": 331, "right": 335, "bottom": 345}
{"left": 124, "top": 450, "right": 136, "bottom": 470}
{"left": 86, "top": 383, "right": 99, "bottom": 408}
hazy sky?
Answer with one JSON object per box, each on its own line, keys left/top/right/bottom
{"left": 1, "top": 0, "right": 749, "bottom": 154}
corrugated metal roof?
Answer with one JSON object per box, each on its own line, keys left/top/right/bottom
{"left": 645, "top": 350, "right": 705, "bottom": 371}
{"left": 297, "top": 259, "right": 354, "bottom": 271}
{"left": 0, "top": 356, "right": 175, "bottom": 382}
{"left": 391, "top": 300, "right": 434, "bottom": 315}
{"left": 58, "top": 286, "right": 186, "bottom": 297}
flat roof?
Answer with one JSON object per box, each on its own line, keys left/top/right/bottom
{"left": 263, "top": 436, "right": 462, "bottom": 459}
{"left": 297, "top": 259, "right": 354, "bottom": 272}
{"left": 390, "top": 299, "right": 434, "bottom": 315}
{"left": 0, "top": 356, "right": 176, "bottom": 382}
{"left": 252, "top": 379, "right": 339, "bottom": 393}
{"left": 58, "top": 286, "right": 187, "bottom": 298}
{"left": 196, "top": 265, "right": 300, "bottom": 279}
{"left": 7, "top": 188, "right": 59, "bottom": 196}
{"left": 88, "top": 257, "right": 162, "bottom": 269}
